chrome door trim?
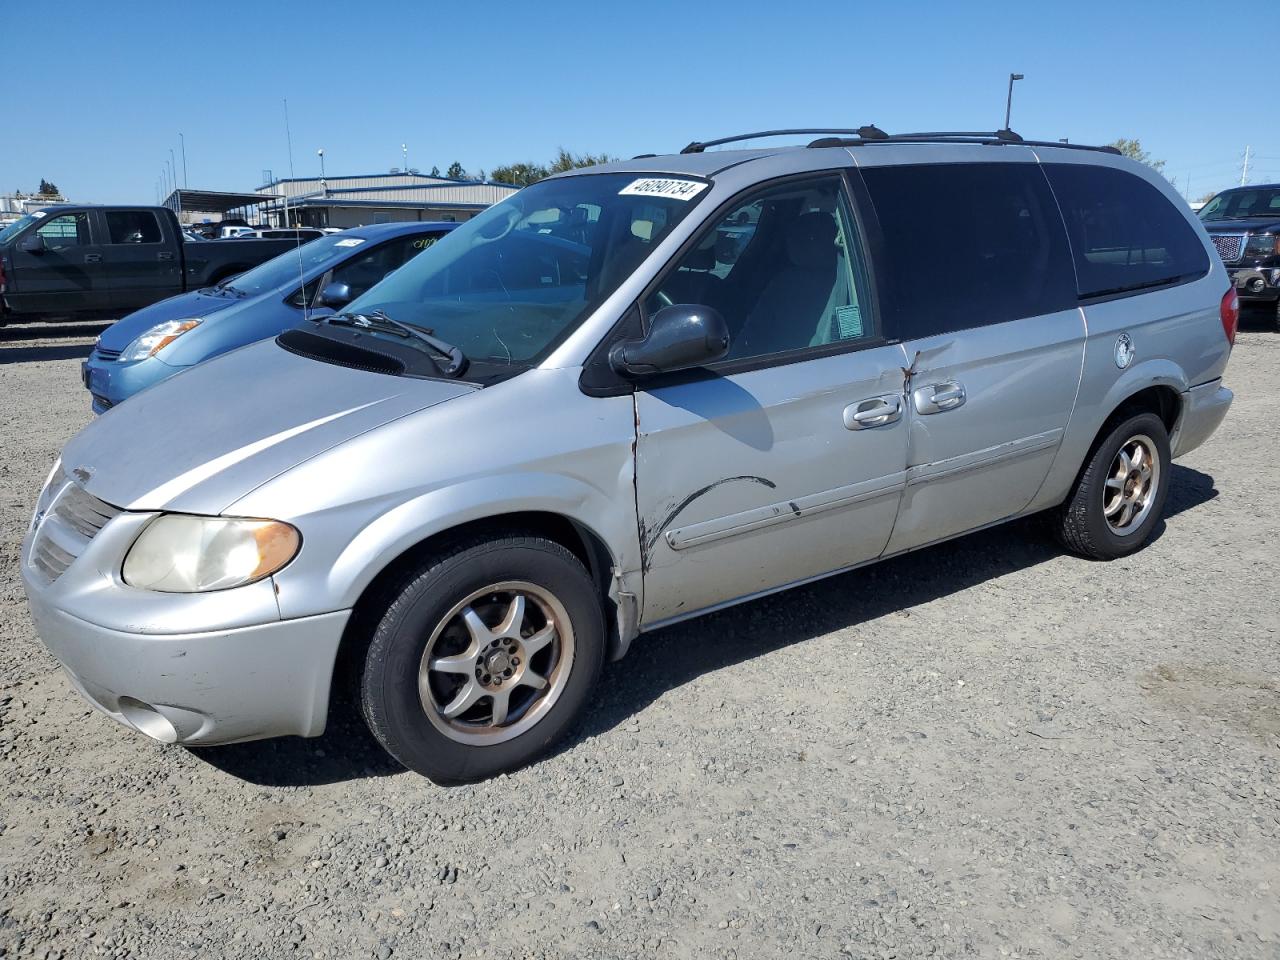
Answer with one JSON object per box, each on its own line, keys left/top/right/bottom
{"left": 665, "top": 472, "right": 907, "bottom": 551}
{"left": 904, "top": 429, "right": 1063, "bottom": 488}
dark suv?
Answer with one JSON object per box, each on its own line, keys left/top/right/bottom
{"left": 1199, "top": 184, "right": 1280, "bottom": 326}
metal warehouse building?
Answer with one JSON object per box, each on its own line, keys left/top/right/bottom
{"left": 254, "top": 172, "right": 519, "bottom": 228}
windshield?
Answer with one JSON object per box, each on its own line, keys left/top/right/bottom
{"left": 340, "top": 172, "right": 709, "bottom": 371}
{"left": 222, "top": 233, "right": 367, "bottom": 296}
{"left": 0, "top": 214, "right": 37, "bottom": 245}
{"left": 1199, "top": 187, "right": 1280, "bottom": 221}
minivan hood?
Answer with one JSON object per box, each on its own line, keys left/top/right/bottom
{"left": 97, "top": 288, "right": 242, "bottom": 353}
{"left": 62, "top": 339, "right": 476, "bottom": 513}
{"left": 1200, "top": 216, "right": 1280, "bottom": 234}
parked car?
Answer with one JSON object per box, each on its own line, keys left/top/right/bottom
{"left": 21, "top": 130, "right": 1235, "bottom": 783}
{"left": 248, "top": 228, "right": 327, "bottom": 241}
{"left": 82, "top": 222, "right": 457, "bottom": 411}
{"left": 0, "top": 206, "right": 303, "bottom": 322}
{"left": 1198, "top": 184, "right": 1280, "bottom": 327}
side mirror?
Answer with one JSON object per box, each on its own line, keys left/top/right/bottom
{"left": 609, "top": 303, "right": 730, "bottom": 378}
{"left": 18, "top": 234, "right": 45, "bottom": 254}
{"left": 317, "top": 281, "right": 353, "bottom": 308}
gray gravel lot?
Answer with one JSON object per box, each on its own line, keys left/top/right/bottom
{"left": 0, "top": 315, "right": 1277, "bottom": 960}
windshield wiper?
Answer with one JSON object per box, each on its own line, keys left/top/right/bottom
{"left": 324, "top": 310, "right": 468, "bottom": 377}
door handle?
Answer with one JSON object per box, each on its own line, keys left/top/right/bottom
{"left": 157, "top": 251, "right": 175, "bottom": 261}
{"left": 843, "top": 394, "right": 901, "bottom": 430}
{"left": 83, "top": 253, "right": 103, "bottom": 263}
{"left": 913, "top": 380, "right": 966, "bottom": 415}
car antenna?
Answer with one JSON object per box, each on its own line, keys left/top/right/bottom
{"left": 283, "top": 98, "right": 309, "bottom": 321}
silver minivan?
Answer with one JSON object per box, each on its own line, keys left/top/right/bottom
{"left": 21, "top": 130, "right": 1236, "bottom": 782}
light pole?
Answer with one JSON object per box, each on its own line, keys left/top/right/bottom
{"left": 179, "top": 132, "right": 188, "bottom": 187}
{"left": 402, "top": 142, "right": 408, "bottom": 171}
{"left": 317, "top": 148, "right": 327, "bottom": 197}
{"left": 1004, "top": 73, "right": 1024, "bottom": 131}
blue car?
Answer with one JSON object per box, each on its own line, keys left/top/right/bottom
{"left": 82, "top": 221, "right": 457, "bottom": 412}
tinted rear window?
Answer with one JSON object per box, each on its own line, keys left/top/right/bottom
{"left": 1043, "top": 164, "right": 1210, "bottom": 300}
{"left": 861, "top": 163, "right": 1077, "bottom": 341}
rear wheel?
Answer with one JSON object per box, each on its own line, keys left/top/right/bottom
{"left": 359, "top": 534, "right": 604, "bottom": 783}
{"left": 1052, "top": 412, "right": 1171, "bottom": 560}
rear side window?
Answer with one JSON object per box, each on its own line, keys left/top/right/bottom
{"left": 1043, "top": 164, "right": 1209, "bottom": 300}
{"left": 105, "top": 210, "right": 162, "bottom": 244}
{"left": 861, "top": 163, "right": 1077, "bottom": 340}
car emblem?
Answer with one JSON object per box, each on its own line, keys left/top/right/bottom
{"left": 1114, "top": 333, "right": 1134, "bottom": 370}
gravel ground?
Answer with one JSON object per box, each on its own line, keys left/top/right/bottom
{"left": 0, "top": 314, "right": 1277, "bottom": 960}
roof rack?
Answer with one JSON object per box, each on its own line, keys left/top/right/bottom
{"left": 680, "top": 127, "right": 1121, "bottom": 156}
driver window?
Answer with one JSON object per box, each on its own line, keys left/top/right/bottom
{"left": 35, "top": 213, "right": 91, "bottom": 250}
{"left": 645, "top": 176, "right": 871, "bottom": 363}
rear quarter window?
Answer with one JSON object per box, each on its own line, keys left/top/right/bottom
{"left": 860, "top": 163, "right": 1078, "bottom": 341}
{"left": 1043, "top": 164, "right": 1210, "bottom": 300}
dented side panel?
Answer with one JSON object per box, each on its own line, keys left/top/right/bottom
{"left": 634, "top": 344, "right": 910, "bottom": 625}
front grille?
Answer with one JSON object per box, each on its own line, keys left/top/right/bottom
{"left": 95, "top": 346, "right": 122, "bottom": 361}
{"left": 28, "top": 474, "right": 121, "bottom": 583}
{"left": 1211, "top": 234, "right": 1244, "bottom": 263}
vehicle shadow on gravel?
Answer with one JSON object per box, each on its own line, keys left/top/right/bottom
{"left": 0, "top": 321, "right": 111, "bottom": 364}
{"left": 1239, "top": 304, "right": 1277, "bottom": 333}
{"left": 191, "top": 465, "right": 1218, "bottom": 788}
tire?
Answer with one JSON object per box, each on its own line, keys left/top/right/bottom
{"left": 359, "top": 534, "right": 604, "bottom": 783}
{"left": 1052, "top": 412, "right": 1171, "bottom": 560}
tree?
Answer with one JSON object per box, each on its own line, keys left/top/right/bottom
{"left": 489, "top": 149, "right": 617, "bottom": 187}
{"left": 445, "top": 161, "right": 466, "bottom": 180}
{"left": 38, "top": 178, "right": 60, "bottom": 196}
{"left": 429, "top": 165, "right": 440, "bottom": 177}
{"left": 1196, "top": 190, "right": 1219, "bottom": 205}
{"left": 489, "top": 161, "right": 549, "bottom": 187}
{"left": 1107, "top": 139, "right": 1165, "bottom": 173}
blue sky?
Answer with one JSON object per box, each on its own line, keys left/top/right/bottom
{"left": 6, "top": 0, "right": 1276, "bottom": 204}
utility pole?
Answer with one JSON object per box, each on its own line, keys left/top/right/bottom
{"left": 1004, "top": 73, "right": 1024, "bottom": 130}
{"left": 179, "top": 132, "right": 188, "bottom": 187}
{"left": 1241, "top": 145, "right": 1251, "bottom": 186}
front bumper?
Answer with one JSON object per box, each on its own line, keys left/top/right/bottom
{"left": 20, "top": 498, "right": 351, "bottom": 746}
{"left": 81, "top": 350, "right": 181, "bottom": 414}
{"left": 1227, "top": 266, "right": 1280, "bottom": 302}
{"left": 1171, "top": 379, "right": 1233, "bottom": 459}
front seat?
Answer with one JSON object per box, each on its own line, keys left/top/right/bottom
{"left": 733, "top": 212, "right": 838, "bottom": 358}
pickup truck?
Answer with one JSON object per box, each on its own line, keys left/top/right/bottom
{"left": 0, "top": 205, "right": 302, "bottom": 323}
{"left": 1199, "top": 184, "right": 1280, "bottom": 328}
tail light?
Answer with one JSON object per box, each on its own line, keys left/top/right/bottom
{"left": 1220, "top": 287, "right": 1239, "bottom": 346}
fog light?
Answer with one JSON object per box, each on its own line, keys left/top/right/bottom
{"left": 117, "top": 696, "right": 179, "bottom": 743}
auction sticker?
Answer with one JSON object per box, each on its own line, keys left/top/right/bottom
{"left": 334, "top": 237, "right": 366, "bottom": 247}
{"left": 619, "top": 178, "right": 708, "bottom": 201}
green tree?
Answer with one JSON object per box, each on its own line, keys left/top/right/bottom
{"left": 489, "top": 161, "right": 550, "bottom": 187}
{"left": 1107, "top": 139, "right": 1165, "bottom": 173}
{"left": 547, "top": 148, "right": 616, "bottom": 173}
{"left": 38, "top": 178, "right": 59, "bottom": 196}
{"left": 445, "top": 161, "right": 466, "bottom": 180}
{"left": 429, "top": 165, "right": 440, "bottom": 177}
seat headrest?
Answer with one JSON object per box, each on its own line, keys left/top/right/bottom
{"left": 784, "top": 212, "right": 837, "bottom": 269}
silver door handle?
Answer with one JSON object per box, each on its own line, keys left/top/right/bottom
{"left": 913, "top": 380, "right": 966, "bottom": 415}
{"left": 844, "top": 394, "right": 902, "bottom": 430}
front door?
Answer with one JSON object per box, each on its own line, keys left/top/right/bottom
{"left": 855, "top": 161, "right": 1086, "bottom": 554}
{"left": 103, "top": 209, "right": 181, "bottom": 313}
{"left": 632, "top": 173, "right": 910, "bottom": 626}
{"left": 6, "top": 210, "right": 111, "bottom": 315}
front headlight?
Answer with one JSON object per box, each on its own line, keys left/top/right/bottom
{"left": 122, "top": 514, "right": 300, "bottom": 592}
{"left": 1243, "top": 235, "right": 1280, "bottom": 258}
{"left": 120, "top": 319, "right": 202, "bottom": 361}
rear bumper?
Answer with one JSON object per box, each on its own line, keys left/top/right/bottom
{"left": 24, "top": 577, "right": 350, "bottom": 746}
{"left": 1172, "top": 380, "right": 1233, "bottom": 458}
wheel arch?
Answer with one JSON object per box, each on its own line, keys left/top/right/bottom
{"left": 330, "top": 508, "right": 625, "bottom": 704}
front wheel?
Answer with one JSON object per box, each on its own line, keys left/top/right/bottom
{"left": 1052, "top": 412, "right": 1171, "bottom": 560}
{"left": 359, "top": 534, "right": 604, "bottom": 783}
